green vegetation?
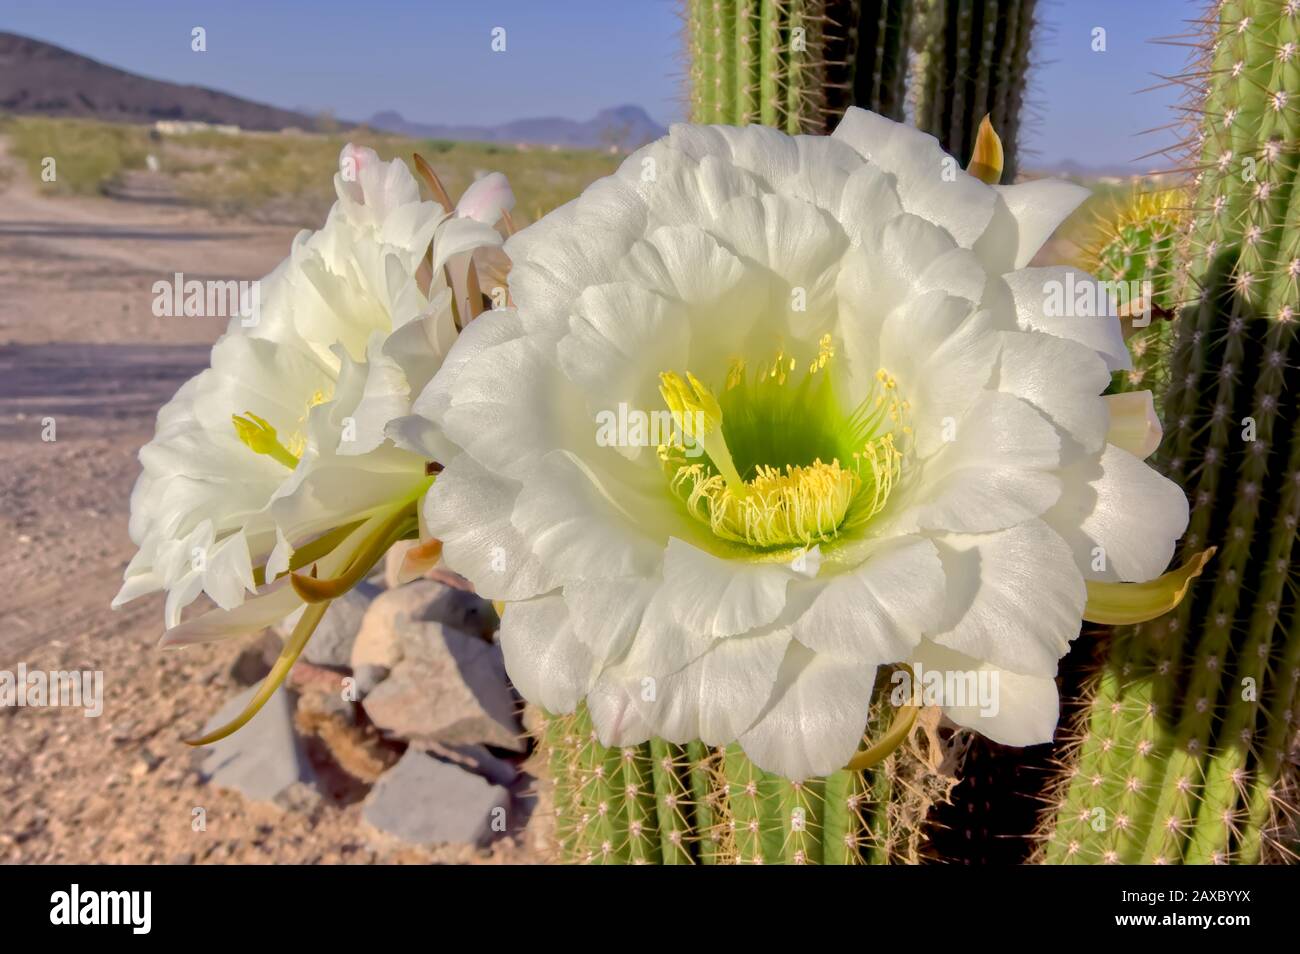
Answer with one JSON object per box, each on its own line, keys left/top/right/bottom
{"left": 0, "top": 115, "right": 620, "bottom": 227}
{"left": 1, "top": 114, "right": 150, "bottom": 195}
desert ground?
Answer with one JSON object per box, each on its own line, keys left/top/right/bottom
{"left": 0, "top": 136, "right": 542, "bottom": 864}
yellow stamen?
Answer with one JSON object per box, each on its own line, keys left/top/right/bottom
{"left": 809, "top": 333, "right": 835, "bottom": 374}
{"left": 671, "top": 458, "right": 856, "bottom": 548}
{"left": 232, "top": 411, "right": 299, "bottom": 469}
{"left": 659, "top": 371, "right": 746, "bottom": 493}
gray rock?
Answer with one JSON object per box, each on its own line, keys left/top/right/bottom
{"left": 421, "top": 582, "right": 497, "bottom": 637}
{"left": 229, "top": 630, "right": 280, "bottom": 686}
{"left": 350, "top": 664, "right": 388, "bottom": 699}
{"left": 362, "top": 621, "right": 524, "bottom": 752}
{"left": 351, "top": 580, "right": 496, "bottom": 672}
{"left": 363, "top": 749, "right": 509, "bottom": 847}
{"left": 303, "top": 582, "right": 379, "bottom": 668}
{"left": 198, "top": 686, "right": 317, "bottom": 806}
{"left": 420, "top": 741, "right": 519, "bottom": 788}
{"left": 351, "top": 582, "right": 429, "bottom": 670}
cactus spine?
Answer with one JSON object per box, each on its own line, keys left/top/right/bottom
{"left": 913, "top": 0, "right": 1037, "bottom": 181}
{"left": 1041, "top": 0, "right": 1300, "bottom": 865}
{"left": 536, "top": 699, "right": 949, "bottom": 864}
{"left": 687, "top": 1, "right": 1036, "bottom": 173}
{"left": 687, "top": 1, "right": 916, "bottom": 133}
{"left": 1086, "top": 191, "right": 1185, "bottom": 402}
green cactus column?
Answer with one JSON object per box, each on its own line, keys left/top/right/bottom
{"left": 914, "top": 0, "right": 1037, "bottom": 180}
{"left": 687, "top": 1, "right": 915, "bottom": 133}
{"left": 535, "top": 694, "right": 943, "bottom": 864}
{"left": 1041, "top": 0, "right": 1300, "bottom": 865}
{"left": 686, "top": 0, "right": 1037, "bottom": 167}
{"left": 1085, "top": 191, "right": 1184, "bottom": 402}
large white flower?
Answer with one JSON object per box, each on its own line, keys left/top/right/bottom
{"left": 114, "top": 145, "right": 512, "bottom": 656}
{"left": 416, "top": 109, "right": 1190, "bottom": 780}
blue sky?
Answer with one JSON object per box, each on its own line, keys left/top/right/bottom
{"left": 2, "top": 0, "right": 1197, "bottom": 171}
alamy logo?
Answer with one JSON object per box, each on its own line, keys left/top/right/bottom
{"left": 890, "top": 663, "right": 1000, "bottom": 717}
{"left": 152, "top": 272, "right": 260, "bottom": 327}
{"left": 50, "top": 884, "right": 151, "bottom": 934}
{"left": 595, "top": 403, "right": 704, "bottom": 457}
{"left": 0, "top": 665, "right": 104, "bottom": 717}
{"left": 1042, "top": 272, "right": 1153, "bottom": 327}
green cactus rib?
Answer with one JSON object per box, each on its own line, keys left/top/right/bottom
{"left": 686, "top": 1, "right": 914, "bottom": 131}
{"left": 1087, "top": 192, "right": 1184, "bottom": 401}
{"left": 537, "top": 694, "right": 929, "bottom": 864}
{"left": 1042, "top": 0, "right": 1300, "bottom": 865}
{"left": 649, "top": 738, "right": 694, "bottom": 863}
{"left": 685, "top": 0, "right": 1031, "bottom": 157}
{"left": 914, "top": 0, "right": 1036, "bottom": 181}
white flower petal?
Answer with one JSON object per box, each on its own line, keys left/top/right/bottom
{"left": 456, "top": 171, "right": 515, "bottom": 224}
{"left": 512, "top": 450, "right": 678, "bottom": 584}
{"left": 661, "top": 537, "right": 793, "bottom": 639}
{"left": 563, "top": 578, "right": 659, "bottom": 659}
{"left": 619, "top": 223, "right": 749, "bottom": 307}
{"left": 996, "top": 330, "right": 1111, "bottom": 458}
{"left": 499, "top": 595, "right": 598, "bottom": 714}
{"left": 738, "top": 641, "right": 877, "bottom": 780}
{"left": 613, "top": 623, "right": 793, "bottom": 747}
{"left": 911, "top": 640, "right": 1059, "bottom": 746}
{"left": 159, "top": 579, "right": 302, "bottom": 647}
{"left": 792, "top": 535, "right": 944, "bottom": 662}
{"left": 832, "top": 107, "right": 996, "bottom": 247}
{"left": 985, "top": 179, "right": 1091, "bottom": 270}
{"left": 887, "top": 391, "right": 1062, "bottom": 534}
{"left": 507, "top": 221, "right": 633, "bottom": 331}
{"left": 1046, "top": 443, "right": 1188, "bottom": 583}
{"left": 878, "top": 290, "right": 998, "bottom": 454}
{"left": 422, "top": 453, "right": 559, "bottom": 602}
{"left": 1002, "top": 266, "right": 1132, "bottom": 371}
{"left": 931, "top": 519, "right": 1086, "bottom": 677}
{"left": 431, "top": 217, "right": 504, "bottom": 275}
{"left": 440, "top": 332, "right": 589, "bottom": 479}
{"left": 710, "top": 193, "right": 846, "bottom": 283}
{"left": 556, "top": 282, "right": 690, "bottom": 415}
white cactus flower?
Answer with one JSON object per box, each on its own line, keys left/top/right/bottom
{"left": 415, "top": 109, "right": 1191, "bottom": 780}
{"left": 115, "top": 145, "right": 511, "bottom": 655}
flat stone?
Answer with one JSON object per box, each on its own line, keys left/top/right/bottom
{"left": 351, "top": 579, "right": 495, "bottom": 671}
{"left": 198, "top": 686, "right": 317, "bottom": 806}
{"left": 420, "top": 741, "right": 519, "bottom": 787}
{"left": 362, "top": 621, "right": 524, "bottom": 751}
{"left": 362, "top": 748, "right": 509, "bottom": 847}
{"left": 305, "top": 582, "right": 379, "bottom": 668}
{"left": 229, "top": 630, "right": 280, "bottom": 686}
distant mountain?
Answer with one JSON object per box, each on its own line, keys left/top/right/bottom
{"left": 0, "top": 32, "right": 319, "bottom": 131}
{"left": 1026, "top": 158, "right": 1161, "bottom": 180}
{"left": 368, "top": 104, "right": 667, "bottom": 150}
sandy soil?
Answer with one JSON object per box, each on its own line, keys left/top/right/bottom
{"left": 0, "top": 141, "right": 536, "bottom": 864}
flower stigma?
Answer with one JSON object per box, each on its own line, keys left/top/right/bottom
{"left": 657, "top": 335, "right": 906, "bottom": 551}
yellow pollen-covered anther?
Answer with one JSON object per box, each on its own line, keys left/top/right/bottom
{"left": 672, "top": 458, "right": 858, "bottom": 548}
{"left": 659, "top": 371, "right": 746, "bottom": 492}
{"left": 233, "top": 411, "right": 300, "bottom": 469}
